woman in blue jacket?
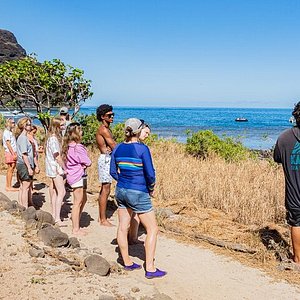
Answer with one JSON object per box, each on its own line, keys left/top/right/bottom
{"left": 110, "top": 118, "right": 166, "bottom": 279}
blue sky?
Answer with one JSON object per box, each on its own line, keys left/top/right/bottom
{"left": 1, "top": 0, "right": 300, "bottom": 108}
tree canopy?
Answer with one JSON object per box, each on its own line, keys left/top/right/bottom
{"left": 0, "top": 55, "right": 93, "bottom": 130}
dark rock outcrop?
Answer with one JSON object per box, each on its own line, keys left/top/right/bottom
{"left": 0, "top": 29, "right": 26, "bottom": 64}
{"left": 38, "top": 224, "right": 69, "bottom": 247}
{"left": 84, "top": 254, "right": 110, "bottom": 276}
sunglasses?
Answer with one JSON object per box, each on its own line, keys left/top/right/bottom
{"left": 105, "top": 113, "right": 115, "bottom": 118}
{"left": 26, "top": 123, "right": 32, "bottom": 126}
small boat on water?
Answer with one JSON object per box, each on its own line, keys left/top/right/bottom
{"left": 235, "top": 117, "right": 248, "bottom": 122}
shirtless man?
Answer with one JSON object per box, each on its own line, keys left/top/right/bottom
{"left": 96, "top": 104, "right": 117, "bottom": 226}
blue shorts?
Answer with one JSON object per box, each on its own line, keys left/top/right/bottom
{"left": 115, "top": 186, "right": 153, "bottom": 213}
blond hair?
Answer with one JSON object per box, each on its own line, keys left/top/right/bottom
{"left": 45, "top": 117, "right": 62, "bottom": 146}
{"left": 62, "top": 122, "right": 82, "bottom": 161}
{"left": 15, "top": 117, "right": 31, "bottom": 139}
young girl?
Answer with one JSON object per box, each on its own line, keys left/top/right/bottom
{"left": 45, "top": 117, "right": 66, "bottom": 225}
{"left": 62, "top": 122, "right": 91, "bottom": 236}
{"left": 3, "top": 118, "right": 18, "bottom": 191}
{"left": 16, "top": 117, "right": 36, "bottom": 208}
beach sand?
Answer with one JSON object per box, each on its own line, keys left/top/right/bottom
{"left": 0, "top": 175, "right": 299, "bottom": 300}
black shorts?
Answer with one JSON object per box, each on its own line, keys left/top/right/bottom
{"left": 16, "top": 163, "right": 33, "bottom": 182}
{"left": 286, "top": 209, "right": 300, "bottom": 227}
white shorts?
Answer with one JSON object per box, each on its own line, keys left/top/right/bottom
{"left": 98, "top": 154, "right": 113, "bottom": 184}
{"left": 71, "top": 178, "right": 83, "bottom": 188}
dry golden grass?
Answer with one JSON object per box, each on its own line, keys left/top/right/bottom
{"left": 1, "top": 140, "right": 291, "bottom": 267}
{"left": 0, "top": 140, "right": 285, "bottom": 226}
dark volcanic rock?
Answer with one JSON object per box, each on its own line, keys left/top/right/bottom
{"left": 22, "top": 206, "right": 36, "bottom": 221}
{"left": 0, "top": 192, "right": 12, "bottom": 211}
{"left": 0, "top": 29, "right": 26, "bottom": 64}
{"left": 84, "top": 254, "right": 110, "bottom": 276}
{"left": 38, "top": 224, "right": 69, "bottom": 247}
{"left": 36, "top": 210, "right": 55, "bottom": 227}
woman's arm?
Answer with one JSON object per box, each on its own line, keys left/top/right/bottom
{"left": 109, "top": 146, "right": 119, "bottom": 181}
{"left": 141, "top": 146, "right": 156, "bottom": 193}
{"left": 76, "top": 144, "right": 92, "bottom": 167}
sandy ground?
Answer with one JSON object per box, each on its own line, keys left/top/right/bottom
{"left": 1, "top": 175, "right": 300, "bottom": 300}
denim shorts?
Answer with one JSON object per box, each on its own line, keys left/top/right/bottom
{"left": 115, "top": 186, "right": 153, "bottom": 213}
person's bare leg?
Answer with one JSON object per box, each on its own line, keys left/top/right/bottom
{"left": 49, "top": 179, "right": 58, "bottom": 221}
{"left": 72, "top": 187, "right": 86, "bottom": 235}
{"left": 80, "top": 189, "right": 87, "bottom": 217}
{"left": 20, "top": 180, "right": 31, "bottom": 209}
{"left": 18, "top": 181, "right": 23, "bottom": 205}
{"left": 6, "top": 163, "right": 18, "bottom": 191}
{"left": 28, "top": 181, "right": 33, "bottom": 207}
{"left": 98, "top": 183, "right": 113, "bottom": 226}
{"left": 53, "top": 175, "right": 66, "bottom": 224}
{"left": 139, "top": 211, "right": 159, "bottom": 272}
{"left": 117, "top": 208, "right": 133, "bottom": 266}
{"left": 291, "top": 226, "right": 300, "bottom": 264}
{"left": 128, "top": 213, "right": 142, "bottom": 244}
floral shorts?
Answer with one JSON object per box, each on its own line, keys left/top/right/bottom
{"left": 98, "top": 154, "right": 112, "bottom": 183}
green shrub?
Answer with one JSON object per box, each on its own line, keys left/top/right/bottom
{"left": 186, "top": 130, "right": 253, "bottom": 162}
{"left": 0, "top": 113, "right": 6, "bottom": 130}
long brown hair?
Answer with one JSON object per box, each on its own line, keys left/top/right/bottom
{"left": 15, "top": 117, "right": 31, "bottom": 139}
{"left": 46, "top": 117, "right": 62, "bottom": 145}
{"left": 62, "top": 122, "right": 82, "bottom": 161}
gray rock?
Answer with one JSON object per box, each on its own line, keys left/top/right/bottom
{"left": 25, "top": 219, "right": 38, "bottom": 231}
{"left": 37, "top": 224, "right": 69, "bottom": 247}
{"left": 0, "top": 192, "right": 12, "bottom": 211}
{"left": 22, "top": 206, "right": 36, "bottom": 221}
{"left": 0, "top": 29, "right": 26, "bottom": 64}
{"left": 68, "top": 237, "right": 80, "bottom": 248}
{"left": 84, "top": 254, "right": 110, "bottom": 276}
{"left": 7, "top": 201, "right": 25, "bottom": 215}
{"left": 36, "top": 210, "right": 55, "bottom": 226}
{"left": 29, "top": 248, "right": 45, "bottom": 258}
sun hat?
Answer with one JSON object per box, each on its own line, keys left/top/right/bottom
{"left": 125, "top": 118, "right": 143, "bottom": 134}
{"left": 60, "top": 106, "right": 69, "bottom": 114}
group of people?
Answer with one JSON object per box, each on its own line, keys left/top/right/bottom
{"left": 2, "top": 104, "right": 166, "bottom": 279}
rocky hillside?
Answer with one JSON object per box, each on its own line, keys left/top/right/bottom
{"left": 0, "top": 29, "right": 26, "bottom": 64}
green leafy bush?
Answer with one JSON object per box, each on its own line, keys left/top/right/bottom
{"left": 186, "top": 130, "right": 253, "bottom": 162}
{"left": 76, "top": 113, "right": 158, "bottom": 146}
{"left": 0, "top": 113, "right": 6, "bottom": 130}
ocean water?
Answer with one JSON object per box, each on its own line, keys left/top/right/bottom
{"left": 1, "top": 106, "right": 293, "bottom": 149}
{"left": 80, "top": 106, "right": 292, "bottom": 150}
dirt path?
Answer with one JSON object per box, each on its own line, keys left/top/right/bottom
{"left": 1, "top": 175, "right": 300, "bottom": 300}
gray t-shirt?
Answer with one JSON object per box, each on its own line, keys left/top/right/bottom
{"left": 17, "top": 133, "right": 34, "bottom": 168}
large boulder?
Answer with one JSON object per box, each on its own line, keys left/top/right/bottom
{"left": 22, "top": 206, "right": 36, "bottom": 221}
{"left": 84, "top": 254, "right": 110, "bottom": 276}
{"left": 36, "top": 210, "right": 55, "bottom": 226}
{"left": 0, "top": 192, "right": 12, "bottom": 211}
{"left": 0, "top": 29, "right": 26, "bottom": 64}
{"left": 38, "top": 224, "right": 69, "bottom": 247}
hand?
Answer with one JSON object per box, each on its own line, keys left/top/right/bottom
{"left": 35, "top": 167, "right": 40, "bottom": 174}
{"left": 149, "top": 191, "right": 155, "bottom": 198}
{"left": 28, "top": 168, "right": 34, "bottom": 176}
{"left": 13, "top": 153, "right": 17, "bottom": 161}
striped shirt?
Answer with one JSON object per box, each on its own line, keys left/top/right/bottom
{"left": 110, "top": 142, "right": 155, "bottom": 193}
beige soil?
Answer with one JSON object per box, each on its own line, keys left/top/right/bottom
{"left": 1, "top": 175, "right": 300, "bottom": 300}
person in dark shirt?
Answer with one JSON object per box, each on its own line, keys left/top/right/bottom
{"left": 274, "top": 101, "right": 300, "bottom": 264}
{"left": 110, "top": 118, "right": 167, "bottom": 279}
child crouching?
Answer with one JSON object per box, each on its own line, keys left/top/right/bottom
{"left": 63, "top": 122, "right": 91, "bottom": 236}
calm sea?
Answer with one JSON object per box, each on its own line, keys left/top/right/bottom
{"left": 81, "top": 106, "right": 292, "bottom": 150}
{"left": 1, "top": 106, "right": 293, "bottom": 150}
